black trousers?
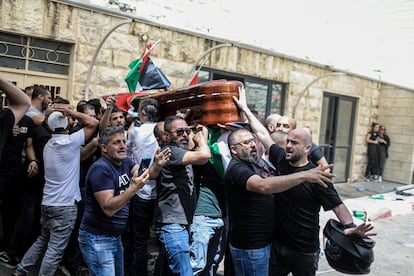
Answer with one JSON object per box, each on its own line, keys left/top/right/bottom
{"left": 269, "top": 241, "right": 319, "bottom": 276}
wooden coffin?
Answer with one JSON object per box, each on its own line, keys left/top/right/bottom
{"left": 148, "top": 79, "right": 243, "bottom": 126}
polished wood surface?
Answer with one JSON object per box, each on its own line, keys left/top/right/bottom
{"left": 149, "top": 79, "right": 242, "bottom": 126}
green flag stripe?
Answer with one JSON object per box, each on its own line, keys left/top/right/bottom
{"left": 125, "top": 58, "right": 143, "bottom": 93}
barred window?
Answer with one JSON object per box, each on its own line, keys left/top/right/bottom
{"left": 0, "top": 32, "right": 71, "bottom": 75}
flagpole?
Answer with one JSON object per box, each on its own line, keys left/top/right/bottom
{"left": 183, "top": 43, "right": 233, "bottom": 86}
{"left": 85, "top": 20, "right": 133, "bottom": 101}
{"left": 129, "top": 39, "right": 162, "bottom": 92}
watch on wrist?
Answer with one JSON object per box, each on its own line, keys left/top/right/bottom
{"left": 343, "top": 222, "right": 357, "bottom": 229}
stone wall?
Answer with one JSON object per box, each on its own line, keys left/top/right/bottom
{"left": 378, "top": 85, "right": 414, "bottom": 183}
{"left": 0, "top": 0, "right": 413, "bottom": 183}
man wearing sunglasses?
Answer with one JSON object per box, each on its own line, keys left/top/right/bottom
{"left": 232, "top": 97, "right": 374, "bottom": 276}
{"left": 153, "top": 115, "right": 211, "bottom": 275}
{"left": 224, "top": 128, "right": 333, "bottom": 276}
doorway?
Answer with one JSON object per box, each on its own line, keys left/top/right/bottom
{"left": 319, "top": 93, "right": 356, "bottom": 182}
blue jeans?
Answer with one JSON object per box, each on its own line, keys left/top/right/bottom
{"left": 78, "top": 229, "right": 124, "bottom": 276}
{"left": 16, "top": 205, "right": 77, "bottom": 276}
{"left": 229, "top": 243, "right": 271, "bottom": 276}
{"left": 190, "top": 216, "right": 224, "bottom": 275}
{"left": 154, "top": 223, "right": 192, "bottom": 275}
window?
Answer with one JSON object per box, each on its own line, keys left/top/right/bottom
{"left": 197, "top": 68, "right": 286, "bottom": 120}
{"left": 0, "top": 32, "right": 71, "bottom": 75}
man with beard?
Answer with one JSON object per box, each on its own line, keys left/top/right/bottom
{"left": 268, "top": 128, "right": 375, "bottom": 276}
{"left": 25, "top": 85, "right": 52, "bottom": 126}
{"left": 232, "top": 97, "right": 375, "bottom": 276}
{"left": 99, "top": 96, "right": 127, "bottom": 133}
{"left": 153, "top": 115, "right": 211, "bottom": 275}
{"left": 224, "top": 128, "right": 334, "bottom": 276}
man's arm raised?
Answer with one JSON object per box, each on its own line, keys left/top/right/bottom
{"left": 232, "top": 96, "right": 274, "bottom": 152}
{"left": 0, "top": 75, "right": 30, "bottom": 123}
{"left": 246, "top": 164, "right": 333, "bottom": 194}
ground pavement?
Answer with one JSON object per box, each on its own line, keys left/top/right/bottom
{"left": 216, "top": 178, "right": 414, "bottom": 275}
{"left": 317, "top": 178, "right": 414, "bottom": 275}
{"left": 2, "top": 178, "right": 413, "bottom": 275}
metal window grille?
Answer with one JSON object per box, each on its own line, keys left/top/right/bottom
{"left": 0, "top": 32, "right": 71, "bottom": 75}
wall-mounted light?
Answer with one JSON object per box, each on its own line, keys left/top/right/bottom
{"left": 139, "top": 34, "right": 148, "bottom": 42}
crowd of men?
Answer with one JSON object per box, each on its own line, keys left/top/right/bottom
{"left": 0, "top": 75, "right": 375, "bottom": 276}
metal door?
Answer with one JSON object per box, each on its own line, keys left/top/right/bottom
{"left": 319, "top": 93, "right": 356, "bottom": 182}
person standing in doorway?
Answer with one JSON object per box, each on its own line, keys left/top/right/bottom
{"left": 364, "top": 122, "right": 380, "bottom": 181}
{"left": 377, "top": 125, "right": 390, "bottom": 183}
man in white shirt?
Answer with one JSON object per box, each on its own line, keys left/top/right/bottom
{"left": 125, "top": 98, "right": 160, "bottom": 275}
{"left": 14, "top": 104, "right": 98, "bottom": 276}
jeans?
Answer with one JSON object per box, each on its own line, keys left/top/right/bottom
{"left": 78, "top": 229, "right": 124, "bottom": 276}
{"left": 190, "top": 215, "right": 224, "bottom": 276}
{"left": 64, "top": 187, "right": 86, "bottom": 269}
{"left": 16, "top": 205, "right": 77, "bottom": 276}
{"left": 154, "top": 223, "right": 192, "bottom": 275}
{"left": 229, "top": 243, "right": 271, "bottom": 276}
{"left": 124, "top": 196, "right": 155, "bottom": 275}
{"left": 269, "top": 241, "right": 319, "bottom": 276}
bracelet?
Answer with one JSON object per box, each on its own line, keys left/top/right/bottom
{"left": 343, "top": 222, "right": 357, "bottom": 229}
{"left": 30, "top": 159, "right": 40, "bottom": 164}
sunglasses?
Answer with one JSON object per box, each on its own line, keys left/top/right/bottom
{"left": 170, "top": 126, "right": 196, "bottom": 136}
{"left": 233, "top": 137, "right": 257, "bottom": 147}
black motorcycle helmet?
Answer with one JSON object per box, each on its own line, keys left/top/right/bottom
{"left": 323, "top": 219, "right": 375, "bottom": 274}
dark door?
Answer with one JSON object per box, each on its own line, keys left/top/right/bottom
{"left": 319, "top": 93, "right": 356, "bottom": 182}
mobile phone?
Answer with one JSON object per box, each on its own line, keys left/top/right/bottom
{"left": 138, "top": 158, "right": 151, "bottom": 176}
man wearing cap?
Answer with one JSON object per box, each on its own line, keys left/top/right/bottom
{"left": 14, "top": 104, "right": 98, "bottom": 276}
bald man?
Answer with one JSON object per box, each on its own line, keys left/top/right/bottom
{"left": 268, "top": 129, "right": 374, "bottom": 276}
{"left": 232, "top": 97, "right": 374, "bottom": 276}
{"left": 265, "top": 113, "right": 282, "bottom": 134}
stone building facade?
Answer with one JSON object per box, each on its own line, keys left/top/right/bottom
{"left": 0, "top": 0, "right": 413, "bottom": 183}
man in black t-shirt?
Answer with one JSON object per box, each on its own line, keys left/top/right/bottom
{"left": 232, "top": 97, "right": 375, "bottom": 276}
{"left": 0, "top": 115, "right": 37, "bottom": 267}
{"left": 267, "top": 129, "right": 375, "bottom": 276}
{"left": 224, "top": 128, "right": 335, "bottom": 276}
{"left": 0, "top": 76, "right": 30, "bottom": 161}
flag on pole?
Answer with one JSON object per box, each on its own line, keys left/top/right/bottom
{"left": 188, "top": 71, "right": 199, "bottom": 86}
{"left": 125, "top": 59, "right": 144, "bottom": 93}
{"left": 124, "top": 39, "right": 170, "bottom": 92}
{"left": 137, "top": 58, "right": 171, "bottom": 90}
